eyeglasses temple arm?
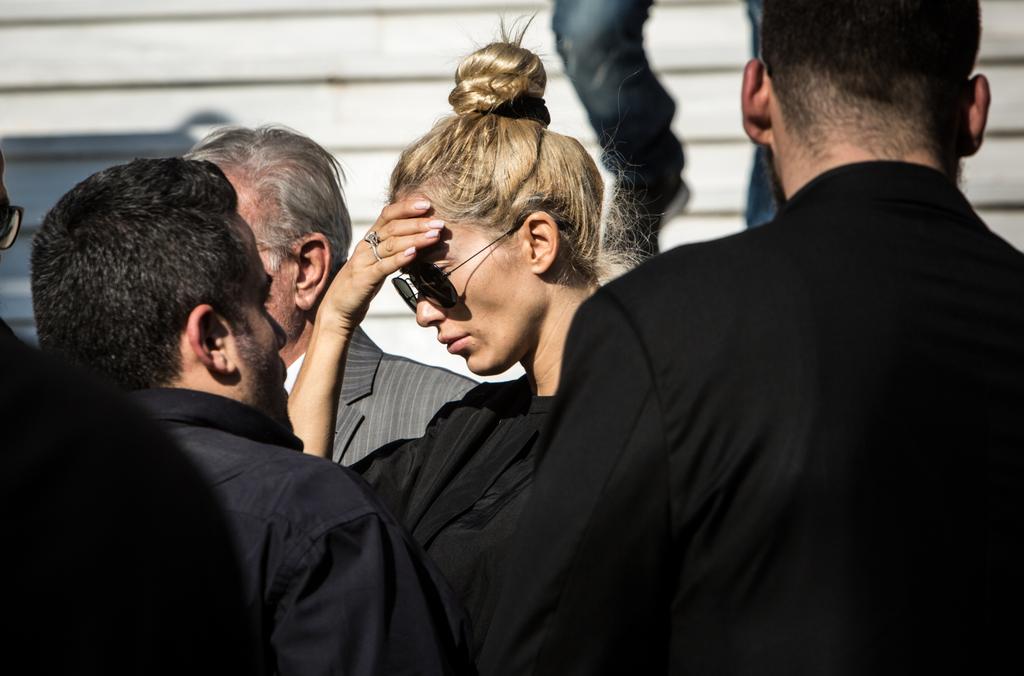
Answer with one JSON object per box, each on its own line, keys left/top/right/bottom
{"left": 443, "top": 228, "right": 517, "bottom": 278}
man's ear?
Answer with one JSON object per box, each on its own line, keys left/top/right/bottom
{"left": 956, "top": 74, "right": 991, "bottom": 158}
{"left": 183, "top": 304, "right": 239, "bottom": 376}
{"left": 517, "top": 211, "right": 561, "bottom": 276}
{"left": 293, "top": 234, "right": 331, "bottom": 312}
{"left": 742, "top": 58, "right": 774, "bottom": 147}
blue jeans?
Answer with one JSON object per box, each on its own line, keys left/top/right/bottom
{"left": 553, "top": 0, "right": 684, "bottom": 188}
{"left": 554, "top": 0, "right": 775, "bottom": 227}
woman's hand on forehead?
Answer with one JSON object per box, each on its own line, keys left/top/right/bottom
{"left": 317, "top": 197, "right": 446, "bottom": 333}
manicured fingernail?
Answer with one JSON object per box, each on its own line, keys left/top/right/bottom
{"left": 404, "top": 247, "right": 417, "bottom": 257}
{"left": 426, "top": 219, "right": 445, "bottom": 229}
{"left": 413, "top": 200, "right": 431, "bottom": 210}
{"left": 424, "top": 229, "right": 441, "bottom": 239}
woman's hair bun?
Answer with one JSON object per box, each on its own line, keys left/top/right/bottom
{"left": 448, "top": 38, "right": 548, "bottom": 118}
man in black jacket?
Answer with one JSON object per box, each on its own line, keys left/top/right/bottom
{"left": 31, "top": 157, "right": 474, "bottom": 676}
{"left": 482, "top": 2, "right": 1023, "bottom": 675}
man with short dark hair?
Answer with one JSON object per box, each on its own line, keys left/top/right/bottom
{"left": 187, "top": 126, "right": 474, "bottom": 465}
{"left": 482, "top": 2, "right": 1024, "bottom": 674}
{"left": 32, "top": 157, "right": 474, "bottom": 676}
{"left": 4, "top": 147, "right": 258, "bottom": 675}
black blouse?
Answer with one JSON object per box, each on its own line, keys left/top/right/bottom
{"left": 356, "top": 376, "right": 552, "bottom": 656}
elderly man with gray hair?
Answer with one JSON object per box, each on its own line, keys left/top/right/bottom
{"left": 188, "top": 125, "right": 473, "bottom": 465}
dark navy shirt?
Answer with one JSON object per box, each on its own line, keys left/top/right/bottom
{"left": 134, "top": 388, "right": 475, "bottom": 676}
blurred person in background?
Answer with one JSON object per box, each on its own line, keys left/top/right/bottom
{"left": 553, "top": 0, "right": 774, "bottom": 259}
{"left": 187, "top": 126, "right": 473, "bottom": 466}
{"left": 0, "top": 150, "right": 23, "bottom": 337}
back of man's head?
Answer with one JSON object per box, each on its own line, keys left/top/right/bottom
{"left": 761, "top": 0, "right": 981, "bottom": 160}
{"left": 32, "top": 158, "right": 251, "bottom": 390}
{"left": 186, "top": 125, "right": 351, "bottom": 275}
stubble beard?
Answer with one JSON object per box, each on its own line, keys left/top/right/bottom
{"left": 236, "top": 326, "right": 292, "bottom": 431}
{"left": 764, "top": 146, "right": 787, "bottom": 210}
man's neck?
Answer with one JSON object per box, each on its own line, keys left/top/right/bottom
{"left": 779, "top": 141, "right": 948, "bottom": 201}
{"left": 281, "top": 320, "right": 314, "bottom": 368}
{"left": 169, "top": 372, "right": 243, "bottom": 407}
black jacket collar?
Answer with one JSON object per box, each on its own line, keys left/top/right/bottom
{"left": 779, "top": 161, "right": 982, "bottom": 230}
{"left": 133, "top": 388, "right": 303, "bottom": 451}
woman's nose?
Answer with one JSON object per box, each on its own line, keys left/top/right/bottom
{"left": 415, "top": 297, "right": 445, "bottom": 327}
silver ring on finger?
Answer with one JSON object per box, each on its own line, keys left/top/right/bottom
{"left": 364, "top": 231, "right": 383, "bottom": 262}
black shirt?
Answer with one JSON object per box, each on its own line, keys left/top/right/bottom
{"left": 357, "top": 377, "right": 552, "bottom": 656}
{"left": 134, "top": 388, "right": 475, "bottom": 676}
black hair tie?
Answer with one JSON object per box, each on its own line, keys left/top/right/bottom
{"left": 490, "top": 96, "right": 551, "bottom": 127}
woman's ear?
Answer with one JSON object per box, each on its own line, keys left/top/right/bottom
{"left": 183, "top": 304, "right": 239, "bottom": 376}
{"left": 518, "top": 211, "right": 561, "bottom": 276}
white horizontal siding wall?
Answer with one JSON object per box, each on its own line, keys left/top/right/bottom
{"left": 2, "top": 0, "right": 1023, "bottom": 381}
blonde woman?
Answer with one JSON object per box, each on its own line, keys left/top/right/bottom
{"left": 290, "top": 34, "right": 630, "bottom": 655}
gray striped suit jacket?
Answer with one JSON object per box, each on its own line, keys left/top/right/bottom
{"left": 333, "top": 328, "right": 476, "bottom": 466}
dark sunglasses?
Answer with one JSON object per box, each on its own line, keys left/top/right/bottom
{"left": 392, "top": 226, "right": 517, "bottom": 311}
{"left": 1, "top": 205, "right": 24, "bottom": 250}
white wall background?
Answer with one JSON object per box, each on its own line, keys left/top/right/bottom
{"left": 2, "top": 0, "right": 1023, "bottom": 382}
